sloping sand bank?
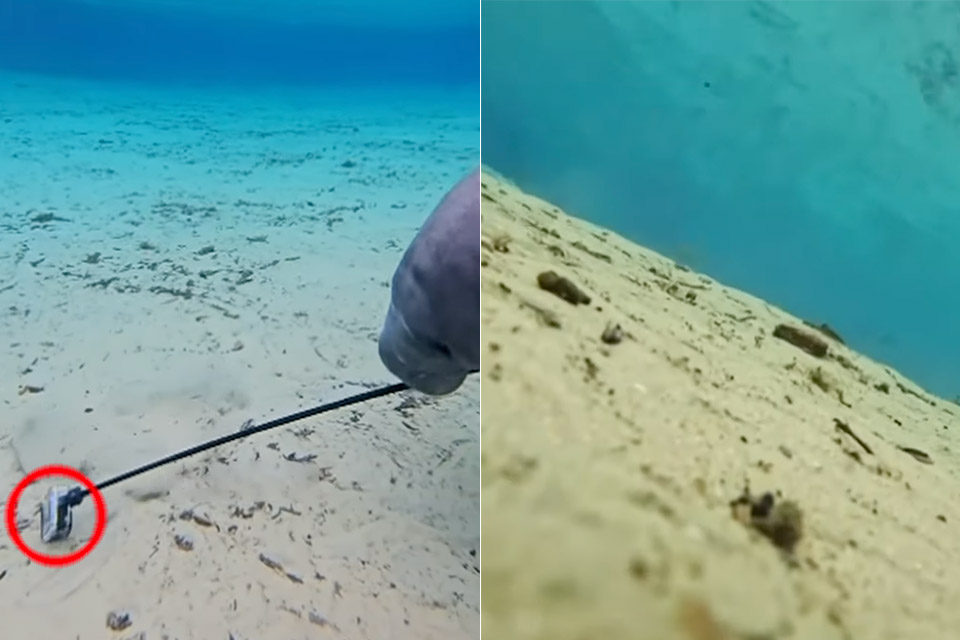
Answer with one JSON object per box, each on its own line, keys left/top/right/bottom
{"left": 480, "top": 168, "right": 960, "bottom": 640}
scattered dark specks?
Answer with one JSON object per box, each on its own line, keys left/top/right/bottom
{"left": 584, "top": 357, "right": 599, "bottom": 380}
{"left": 772, "top": 323, "right": 828, "bottom": 358}
{"left": 284, "top": 452, "right": 317, "bottom": 463}
{"left": 130, "top": 488, "right": 168, "bottom": 503}
{"left": 833, "top": 418, "right": 873, "bottom": 455}
{"left": 341, "top": 160, "right": 357, "bottom": 168}
{"left": 501, "top": 454, "right": 538, "bottom": 483}
{"left": 394, "top": 394, "right": 425, "bottom": 417}
{"left": 601, "top": 321, "right": 624, "bottom": 345}
{"left": 492, "top": 234, "right": 511, "bottom": 252}
{"left": 537, "top": 271, "right": 590, "bottom": 305}
{"left": 174, "top": 533, "right": 194, "bottom": 551}
{"left": 309, "top": 611, "right": 333, "bottom": 627}
{"left": 259, "top": 552, "right": 283, "bottom": 571}
{"left": 730, "top": 489, "right": 803, "bottom": 555}
{"left": 519, "top": 299, "right": 560, "bottom": 328}
{"left": 897, "top": 445, "right": 933, "bottom": 465}
{"left": 246, "top": 235, "right": 267, "bottom": 243}
{"left": 31, "top": 211, "right": 69, "bottom": 225}
{"left": 809, "top": 367, "right": 832, "bottom": 393}
{"left": 18, "top": 384, "right": 44, "bottom": 395}
{"left": 570, "top": 240, "right": 611, "bottom": 263}
{"left": 190, "top": 510, "right": 214, "bottom": 527}
{"left": 106, "top": 610, "right": 132, "bottom": 631}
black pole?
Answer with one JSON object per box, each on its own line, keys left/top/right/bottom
{"left": 78, "top": 382, "right": 409, "bottom": 498}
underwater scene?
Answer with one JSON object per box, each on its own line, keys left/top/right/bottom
{"left": 0, "top": 0, "right": 479, "bottom": 638}
{"left": 481, "top": 2, "right": 960, "bottom": 639}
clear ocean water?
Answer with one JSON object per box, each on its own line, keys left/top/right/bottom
{"left": 482, "top": 1, "right": 960, "bottom": 399}
{"left": 0, "top": 0, "right": 478, "bottom": 86}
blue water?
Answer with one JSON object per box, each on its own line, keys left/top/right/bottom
{"left": 0, "top": 0, "right": 478, "bottom": 86}
{"left": 482, "top": 0, "right": 960, "bottom": 399}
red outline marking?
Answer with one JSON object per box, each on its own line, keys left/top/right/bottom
{"left": 5, "top": 464, "right": 106, "bottom": 567}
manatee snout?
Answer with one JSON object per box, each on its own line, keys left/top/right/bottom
{"left": 378, "top": 167, "right": 480, "bottom": 395}
{"left": 378, "top": 301, "right": 468, "bottom": 396}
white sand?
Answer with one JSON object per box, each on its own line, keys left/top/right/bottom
{"left": 481, "top": 169, "right": 960, "bottom": 640}
{"left": 0, "top": 71, "right": 479, "bottom": 639}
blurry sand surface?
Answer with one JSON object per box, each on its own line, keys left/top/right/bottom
{"left": 480, "top": 168, "right": 960, "bottom": 640}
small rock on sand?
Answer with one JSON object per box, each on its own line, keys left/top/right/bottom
{"left": 106, "top": 610, "right": 132, "bottom": 631}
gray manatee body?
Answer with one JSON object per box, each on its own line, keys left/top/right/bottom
{"left": 378, "top": 167, "right": 480, "bottom": 395}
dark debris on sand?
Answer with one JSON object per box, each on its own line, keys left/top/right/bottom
{"left": 772, "top": 323, "right": 828, "bottom": 358}
{"left": 730, "top": 488, "right": 804, "bottom": 556}
{"left": 537, "top": 270, "right": 591, "bottom": 305}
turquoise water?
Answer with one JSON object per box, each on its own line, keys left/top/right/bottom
{"left": 0, "top": 1, "right": 479, "bottom": 637}
{"left": 482, "top": 0, "right": 959, "bottom": 399}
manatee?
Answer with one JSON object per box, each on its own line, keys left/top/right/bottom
{"left": 378, "top": 167, "right": 480, "bottom": 395}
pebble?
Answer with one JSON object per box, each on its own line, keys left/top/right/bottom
{"left": 259, "top": 552, "right": 283, "bottom": 571}
{"left": 601, "top": 322, "right": 624, "bottom": 344}
{"left": 309, "top": 611, "right": 332, "bottom": 627}
{"left": 174, "top": 533, "right": 194, "bottom": 551}
{"left": 106, "top": 610, "right": 132, "bottom": 631}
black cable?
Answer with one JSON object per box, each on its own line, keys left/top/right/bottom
{"left": 75, "top": 381, "right": 409, "bottom": 499}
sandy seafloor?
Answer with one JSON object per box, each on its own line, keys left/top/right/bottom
{"left": 0, "top": 70, "right": 479, "bottom": 640}
{"left": 480, "top": 168, "right": 960, "bottom": 640}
